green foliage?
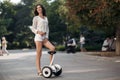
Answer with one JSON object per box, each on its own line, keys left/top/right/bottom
{"left": 0, "top": 0, "right": 67, "bottom": 49}
{"left": 46, "top": 0, "right": 67, "bottom": 44}
{"left": 85, "top": 44, "right": 102, "bottom": 51}
{"left": 65, "top": 0, "right": 119, "bottom": 36}
{"left": 56, "top": 45, "right": 65, "bottom": 51}
{"left": 1, "top": 0, "right": 118, "bottom": 51}
{"left": 0, "top": 1, "right": 15, "bottom": 37}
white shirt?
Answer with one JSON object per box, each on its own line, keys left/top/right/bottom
{"left": 67, "top": 38, "right": 76, "bottom": 46}
{"left": 30, "top": 16, "right": 49, "bottom": 38}
{"left": 80, "top": 37, "right": 85, "bottom": 44}
{"left": 102, "top": 40, "right": 109, "bottom": 51}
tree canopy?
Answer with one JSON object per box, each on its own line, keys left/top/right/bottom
{"left": 64, "top": 0, "right": 119, "bottom": 36}
{"left": 0, "top": 0, "right": 67, "bottom": 49}
{"left": 0, "top": 0, "right": 119, "bottom": 53}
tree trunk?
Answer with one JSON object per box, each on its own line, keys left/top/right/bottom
{"left": 116, "top": 26, "right": 120, "bottom": 55}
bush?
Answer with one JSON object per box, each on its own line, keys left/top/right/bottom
{"left": 85, "top": 44, "right": 102, "bottom": 51}
{"left": 56, "top": 45, "right": 65, "bottom": 51}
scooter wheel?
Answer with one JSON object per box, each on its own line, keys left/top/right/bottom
{"left": 53, "top": 64, "right": 62, "bottom": 76}
{"left": 42, "top": 66, "right": 52, "bottom": 78}
{"left": 54, "top": 68, "right": 62, "bottom": 76}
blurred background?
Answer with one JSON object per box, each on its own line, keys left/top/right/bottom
{"left": 0, "top": 0, "right": 119, "bottom": 53}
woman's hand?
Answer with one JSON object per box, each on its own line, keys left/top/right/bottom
{"left": 37, "top": 31, "right": 46, "bottom": 36}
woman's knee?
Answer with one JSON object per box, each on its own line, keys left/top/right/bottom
{"left": 50, "top": 46, "right": 55, "bottom": 51}
{"left": 43, "top": 39, "right": 56, "bottom": 51}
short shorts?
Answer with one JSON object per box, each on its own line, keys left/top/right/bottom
{"left": 80, "top": 43, "right": 84, "bottom": 48}
{"left": 34, "top": 34, "right": 47, "bottom": 41}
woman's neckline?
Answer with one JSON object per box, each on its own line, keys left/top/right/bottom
{"left": 38, "top": 15, "right": 46, "bottom": 20}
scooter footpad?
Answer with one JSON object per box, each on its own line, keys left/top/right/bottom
{"left": 48, "top": 51, "right": 56, "bottom": 55}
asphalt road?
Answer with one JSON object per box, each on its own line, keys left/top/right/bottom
{"left": 0, "top": 49, "right": 120, "bottom": 80}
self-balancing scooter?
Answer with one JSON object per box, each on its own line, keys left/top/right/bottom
{"left": 42, "top": 51, "right": 62, "bottom": 78}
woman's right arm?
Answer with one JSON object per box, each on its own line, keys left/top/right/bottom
{"left": 31, "top": 17, "right": 38, "bottom": 34}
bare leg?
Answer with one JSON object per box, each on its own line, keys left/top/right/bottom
{"left": 80, "top": 48, "right": 83, "bottom": 52}
{"left": 43, "top": 39, "right": 55, "bottom": 63}
{"left": 5, "top": 47, "right": 9, "bottom": 55}
{"left": 0, "top": 50, "right": 3, "bottom": 56}
{"left": 35, "top": 41, "right": 43, "bottom": 73}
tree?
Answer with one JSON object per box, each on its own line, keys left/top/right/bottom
{"left": 47, "top": 0, "right": 67, "bottom": 44}
{"left": 0, "top": 0, "right": 14, "bottom": 38}
{"left": 64, "top": 0, "right": 120, "bottom": 55}
{"left": 0, "top": 0, "right": 67, "bottom": 49}
{"left": 12, "top": 0, "right": 35, "bottom": 48}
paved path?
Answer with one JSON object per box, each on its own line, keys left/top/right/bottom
{"left": 0, "top": 49, "right": 120, "bottom": 80}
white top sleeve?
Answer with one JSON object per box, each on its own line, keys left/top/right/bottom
{"left": 31, "top": 16, "right": 38, "bottom": 34}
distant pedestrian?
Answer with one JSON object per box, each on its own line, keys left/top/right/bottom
{"left": 66, "top": 38, "right": 76, "bottom": 53}
{"left": 109, "top": 37, "right": 116, "bottom": 51}
{"left": 0, "top": 39, "right": 3, "bottom": 56}
{"left": 101, "top": 37, "right": 111, "bottom": 51}
{"left": 1, "top": 37, "right": 9, "bottom": 55}
{"left": 80, "top": 34, "right": 86, "bottom": 52}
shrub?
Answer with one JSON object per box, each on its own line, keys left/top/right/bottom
{"left": 56, "top": 45, "right": 65, "bottom": 51}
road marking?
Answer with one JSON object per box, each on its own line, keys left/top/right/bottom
{"left": 0, "top": 51, "right": 48, "bottom": 60}
{"left": 115, "top": 60, "right": 120, "bottom": 63}
{"left": 64, "top": 68, "right": 103, "bottom": 73}
{"left": 98, "top": 77, "right": 120, "bottom": 80}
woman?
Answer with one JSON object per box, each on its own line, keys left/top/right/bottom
{"left": 0, "top": 39, "right": 3, "bottom": 56}
{"left": 101, "top": 37, "right": 110, "bottom": 51}
{"left": 30, "top": 4, "right": 55, "bottom": 76}
{"left": 1, "top": 37, "right": 9, "bottom": 55}
{"left": 80, "top": 34, "right": 86, "bottom": 52}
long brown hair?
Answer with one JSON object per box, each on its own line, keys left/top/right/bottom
{"left": 34, "top": 4, "right": 46, "bottom": 16}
